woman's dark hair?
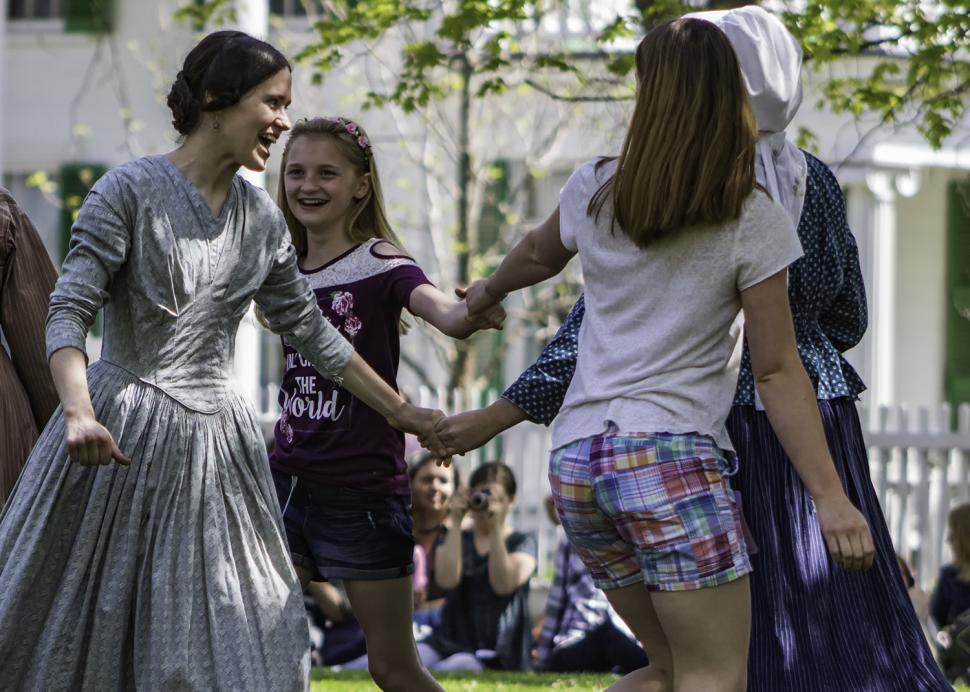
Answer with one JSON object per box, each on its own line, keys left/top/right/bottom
{"left": 407, "top": 451, "right": 460, "bottom": 488}
{"left": 469, "top": 461, "right": 517, "bottom": 499}
{"left": 166, "top": 30, "right": 291, "bottom": 136}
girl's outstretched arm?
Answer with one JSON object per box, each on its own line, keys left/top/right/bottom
{"left": 408, "top": 283, "right": 506, "bottom": 339}
{"left": 463, "top": 207, "right": 573, "bottom": 316}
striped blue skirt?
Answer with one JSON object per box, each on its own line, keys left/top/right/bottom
{"left": 727, "top": 398, "right": 950, "bottom": 692}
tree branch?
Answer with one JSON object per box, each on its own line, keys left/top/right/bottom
{"left": 523, "top": 78, "right": 633, "bottom": 102}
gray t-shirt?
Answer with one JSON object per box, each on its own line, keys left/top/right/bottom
{"left": 552, "top": 158, "right": 803, "bottom": 451}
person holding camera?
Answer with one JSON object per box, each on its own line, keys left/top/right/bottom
{"left": 416, "top": 462, "right": 537, "bottom": 671}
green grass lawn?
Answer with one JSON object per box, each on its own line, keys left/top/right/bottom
{"left": 310, "top": 670, "right": 619, "bottom": 691}
{"left": 312, "top": 670, "right": 968, "bottom": 691}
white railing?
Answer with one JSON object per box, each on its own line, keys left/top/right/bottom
{"left": 863, "top": 403, "right": 970, "bottom": 590}
{"left": 257, "top": 385, "right": 970, "bottom": 589}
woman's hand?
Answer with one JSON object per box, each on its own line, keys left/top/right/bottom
{"left": 464, "top": 301, "right": 507, "bottom": 332}
{"left": 814, "top": 494, "right": 875, "bottom": 571}
{"left": 435, "top": 409, "right": 501, "bottom": 456}
{"left": 454, "top": 285, "right": 506, "bottom": 330}
{"left": 392, "top": 403, "right": 449, "bottom": 458}
{"left": 448, "top": 488, "right": 470, "bottom": 525}
{"left": 461, "top": 279, "right": 503, "bottom": 318}
{"left": 435, "top": 399, "right": 529, "bottom": 456}
{"left": 483, "top": 495, "right": 507, "bottom": 534}
{"left": 64, "top": 412, "right": 130, "bottom": 466}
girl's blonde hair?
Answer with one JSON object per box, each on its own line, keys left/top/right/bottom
{"left": 278, "top": 116, "right": 406, "bottom": 255}
{"left": 589, "top": 18, "right": 758, "bottom": 247}
{"left": 950, "top": 503, "right": 970, "bottom": 579}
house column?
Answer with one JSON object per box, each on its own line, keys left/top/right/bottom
{"left": 847, "top": 168, "right": 920, "bottom": 420}
{"left": 227, "top": 0, "right": 270, "bottom": 413}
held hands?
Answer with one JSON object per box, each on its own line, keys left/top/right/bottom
{"left": 459, "top": 278, "right": 503, "bottom": 318}
{"left": 64, "top": 412, "right": 131, "bottom": 467}
{"left": 454, "top": 287, "right": 506, "bottom": 332}
{"left": 815, "top": 494, "right": 875, "bottom": 571}
{"left": 434, "top": 408, "right": 502, "bottom": 457}
{"left": 394, "top": 403, "right": 450, "bottom": 459}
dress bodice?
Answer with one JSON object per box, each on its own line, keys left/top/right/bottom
{"left": 46, "top": 156, "right": 353, "bottom": 413}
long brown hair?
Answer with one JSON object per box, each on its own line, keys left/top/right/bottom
{"left": 277, "top": 117, "right": 405, "bottom": 256}
{"left": 589, "top": 18, "right": 758, "bottom": 247}
{"left": 950, "top": 503, "right": 970, "bottom": 580}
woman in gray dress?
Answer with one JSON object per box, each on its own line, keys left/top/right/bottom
{"left": 0, "top": 31, "right": 445, "bottom": 691}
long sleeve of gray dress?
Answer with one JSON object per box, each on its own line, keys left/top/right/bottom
{"left": 46, "top": 175, "right": 131, "bottom": 360}
{"left": 253, "top": 229, "right": 354, "bottom": 380}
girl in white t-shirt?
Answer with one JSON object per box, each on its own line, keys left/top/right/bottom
{"left": 455, "top": 18, "right": 874, "bottom": 692}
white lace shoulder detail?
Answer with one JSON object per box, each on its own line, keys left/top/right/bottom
{"left": 305, "top": 238, "right": 417, "bottom": 291}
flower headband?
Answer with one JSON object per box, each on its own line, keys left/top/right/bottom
{"left": 334, "top": 117, "right": 371, "bottom": 155}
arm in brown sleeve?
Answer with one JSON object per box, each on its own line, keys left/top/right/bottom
{"left": 0, "top": 190, "right": 60, "bottom": 430}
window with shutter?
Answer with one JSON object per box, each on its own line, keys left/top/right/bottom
{"left": 64, "top": 0, "right": 113, "bottom": 33}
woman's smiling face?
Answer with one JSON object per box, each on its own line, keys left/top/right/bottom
{"left": 216, "top": 67, "right": 292, "bottom": 172}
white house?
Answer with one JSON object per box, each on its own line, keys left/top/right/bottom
{"left": 3, "top": 0, "right": 967, "bottom": 415}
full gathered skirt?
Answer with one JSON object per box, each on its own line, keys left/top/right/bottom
{"left": 0, "top": 361, "right": 310, "bottom": 691}
{"left": 728, "top": 398, "right": 949, "bottom": 691}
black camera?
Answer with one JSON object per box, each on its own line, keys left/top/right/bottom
{"left": 469, "top": 489, "right": 491, "bottom": 511}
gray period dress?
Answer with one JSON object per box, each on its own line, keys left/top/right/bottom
{"left": 0, "top": 155, "right": 354, "bottom": 691}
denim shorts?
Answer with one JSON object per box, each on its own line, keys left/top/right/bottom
{"left": 548, "top": 432, "right": 751, "bottom": 592}
{"left": 271, "top": 469, "right": 415, "bottom": 581}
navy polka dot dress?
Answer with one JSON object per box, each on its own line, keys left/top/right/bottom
{"left": 503, "top": 153, "right": 950, "bottom": 691}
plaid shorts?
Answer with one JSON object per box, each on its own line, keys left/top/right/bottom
{"left": 549, "top": 432, "right": 751, "bottom": 592}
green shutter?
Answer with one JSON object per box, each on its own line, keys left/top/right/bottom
{"left": 65, "top": 0, "right": 114, "bottom": 33}
{"left": 945, "top": 179, "right": 970, "bottom": 427}
{"left": 59, "top": 162, "right": 108, "bottom": 336}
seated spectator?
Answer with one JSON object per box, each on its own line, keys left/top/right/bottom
{"left": 409, "top": 452, "right": 461, "bottom": 627}
{"left": 932, "top": 504, "right": 970, "bottom": 629}
{"left": 536, "top": 496, "right": 648, "bottom": 674}
{"left": 417, "top": 462, "right": 537, "bottom": 671}
{"left": 932, "top": 503, "right": 970, "bottom": 682}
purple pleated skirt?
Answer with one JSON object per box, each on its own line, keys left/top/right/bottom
{"left": 727, "top": 398, "right": 950, "bottom": 691}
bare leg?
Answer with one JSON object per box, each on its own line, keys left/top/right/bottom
{"left": 345, "top": 577, "right": 443, "bottom": 692}
{"left": 651, "top": 576, "right": 751, "bottom": 692}
{"left": 603, "top": 583, "right": 673, "bottom": 692}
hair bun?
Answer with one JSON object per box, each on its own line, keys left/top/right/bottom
{"left": 166, "top": 70, "right": 201, "bottom": 136}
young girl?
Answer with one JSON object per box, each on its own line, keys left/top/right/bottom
{"left": 419, "top": 462, "right": 537, "bottom": 672}
{"left": 269, "top": 117, "right": 503, "bottom": 692}
{"left": 458, "top": 19, "right": 873, "bottom": 692}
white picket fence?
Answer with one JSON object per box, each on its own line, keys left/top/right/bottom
{"left": 257, "top": 384, "right": 970, "bottom": 589}
{"left": 863, "top": 403, "right": 970, "bottom": 589}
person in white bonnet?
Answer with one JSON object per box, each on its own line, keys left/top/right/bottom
{"left": 433, "top": 5, "right": 952, "bottom": 691}
{"left": 688, "top": 6, "right": 952, "bottom": 691}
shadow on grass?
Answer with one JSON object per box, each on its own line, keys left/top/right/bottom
{"left": 310, "top": 668, "right": 620, "bottom": 690}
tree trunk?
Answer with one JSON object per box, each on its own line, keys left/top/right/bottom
{"left": 449, "top": 53, "right": 476, "bottom": 390}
